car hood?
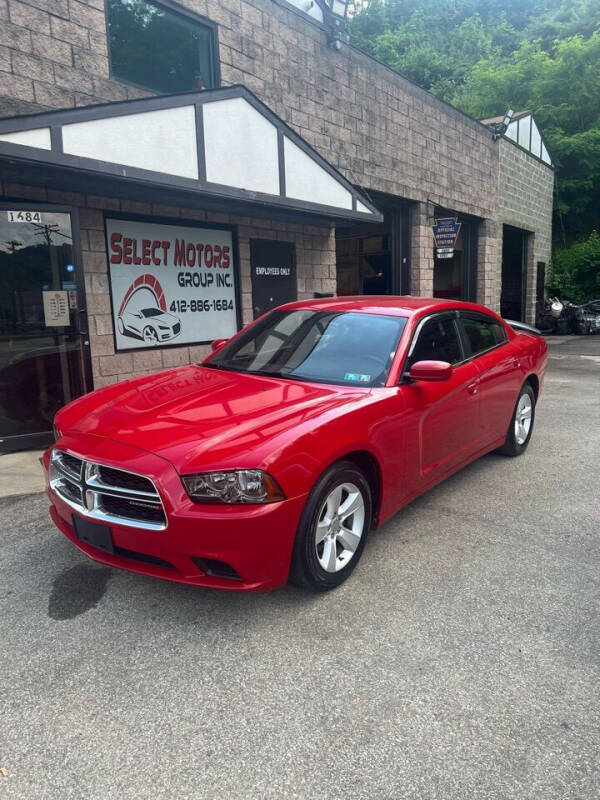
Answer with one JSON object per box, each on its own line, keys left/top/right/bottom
{"left": 149, "top": 311, "right": 178, "bottom": 324}
{"left": 57, "top": 365, "right": 370, "bottom": 472}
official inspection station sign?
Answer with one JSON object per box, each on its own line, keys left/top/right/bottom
{"left": 106, "top": 217, "right": 238, "bottom": 351}
{"left": 432, "top": 217, "right": 461, "bottom": 259}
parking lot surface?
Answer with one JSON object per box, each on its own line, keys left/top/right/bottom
{"left": 1, "top": 336, "right": 599, "bottom": 799}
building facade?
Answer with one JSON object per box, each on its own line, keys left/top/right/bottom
{"left": 0, "top": 0, "right": 554, "bottom": 451}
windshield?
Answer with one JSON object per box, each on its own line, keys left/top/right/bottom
{"left": 141, "top": 308, "right": 164, "bottom": 317}
{"left": 207, "top": 310, "right": 407, "bottom": 387}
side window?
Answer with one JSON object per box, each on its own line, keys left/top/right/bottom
{"left": 409, "top": 317, "right": 462, "bottom": 366}
{"left": 107, "top": 0, "right": 218, "bottom": 94}
{"left": 461, "top": 315, "right": 507, "bottom": 357}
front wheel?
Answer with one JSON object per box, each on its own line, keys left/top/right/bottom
{"left": 143, "top": 325, "right": 158, "bottom": 345}
{"left": 290, "top": 461, "right": 372, "bottom": 591}
{"left": 496, "top": 382, "right": 536, "bottom": 457}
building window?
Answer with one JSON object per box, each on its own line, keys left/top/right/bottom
{"left": 107, "top": 0, "right": 218, "bottom": 94}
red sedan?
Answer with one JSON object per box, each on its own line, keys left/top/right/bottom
{"left": 44, "top": 297, "right": 547, "bottom": 592}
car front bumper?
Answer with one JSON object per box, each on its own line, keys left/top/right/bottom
{"left": 43, "top": 435, "right": 307, "bottom": 592}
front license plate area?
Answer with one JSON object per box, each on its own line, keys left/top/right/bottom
{"left": 73, "top": 515, "right": 114, "bottom": 555}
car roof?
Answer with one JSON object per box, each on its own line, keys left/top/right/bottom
{"left": 278, "top": 296, "right": 495, "bottom": 318}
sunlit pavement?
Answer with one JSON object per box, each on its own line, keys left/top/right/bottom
{"left": 0, "top": 449, "right": 45, "bottom": 498}
{"left": 0, "top": 336, "right": 598, "bottom": 799}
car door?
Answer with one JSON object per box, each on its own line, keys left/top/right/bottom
{"left": 400, "top": 312, "right": 482, "bottom": 491}
{"left": 458, "top": 312, "right": 523, "bottom": 443}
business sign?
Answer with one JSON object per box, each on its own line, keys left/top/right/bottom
{"left": 432, "top": 217, "right": 461, "bottom": 259}
{"left": 250, "top": 239, "right": 296, "bottom": 318}
{"left": 106, "top": 218, "right": 238, "bottom": 351}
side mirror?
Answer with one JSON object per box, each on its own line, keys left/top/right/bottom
{"left": 409, "top": 360, "right": 453, "bottom": 382}
{"left": 211, "top": 338, "right": 228, "bottom": 352}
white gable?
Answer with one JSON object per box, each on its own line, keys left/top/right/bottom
{"left": 284, "top": 136, "right": 352, "bottom": 209}
{"left": 62, "top": 106, "right": 199, "bottom": 179}
{"left": 504, "top": 113, "right": 552, "bottom": 165}
{"left": 203, "top": 97, "right": 279, "bottom": 195}
{"left": 0, "top": 128, "right": 51, "bottom": 150}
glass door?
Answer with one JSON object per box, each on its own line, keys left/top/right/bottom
{"left": 0, "top": 205, "right": 91, "bottom": 452}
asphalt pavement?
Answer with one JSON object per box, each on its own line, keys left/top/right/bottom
{"left": 1, "top": 336, "right": 599, "bottom": 799}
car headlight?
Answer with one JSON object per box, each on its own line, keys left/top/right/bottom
{"left": 181, "top": 470, "right": 285, "bottom": 504}
{"left": 158, "top": 324, "right": 170, "bottom": 330}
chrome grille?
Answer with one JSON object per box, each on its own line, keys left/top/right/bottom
{"left": 96, "top": 465, "right": 155, "bottom": 494}
{"left": 49, "top": 449, "right": 166, "bottom": 530}
{"left": 54, "top": 450, "right": 83, "bottom": 481}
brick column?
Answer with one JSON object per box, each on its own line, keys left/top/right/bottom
{"left": 477, "top": 218, "right": 500, "bottom": 312}
{"left": 524, "top": 232, "right": 537, "bottom": 324}
{"left": 409, "top": 202, "right": 434, "bottom": 296}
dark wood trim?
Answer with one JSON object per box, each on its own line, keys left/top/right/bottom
{"left": 277, "top": 129, "right": 286, "bottom": 198}
{"left": 194, "top": 101, "right": 207, "bottom": 183}
{"left": 50, "top": 125, "right": 63, "bottom": 153}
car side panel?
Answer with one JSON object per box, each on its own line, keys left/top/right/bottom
{"left": 398, "top": 359, "right": 482, "bottom": 491}
{"left": 256, "top": 389, "right": 408, "bottom": 524}
{"left": 472, "top": 342, "right": 524, "bottom": 442}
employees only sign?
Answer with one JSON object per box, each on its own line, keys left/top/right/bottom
{"left": 106, "top": 218, "right": 238, "bottom": 351}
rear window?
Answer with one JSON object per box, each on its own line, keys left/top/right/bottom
{"left": 461, "top": 315, "right": 506, "bottom": 356}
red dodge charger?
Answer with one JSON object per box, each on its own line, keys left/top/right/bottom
{"left": 44, "top": 297, "right": 547, "bottom": 592}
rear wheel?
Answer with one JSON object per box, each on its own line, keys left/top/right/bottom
{"left": 290, "top": 461, "right": 372, "bottom": 591}
{"left": 496, "top": 382, "right": 536, "bottom": 457}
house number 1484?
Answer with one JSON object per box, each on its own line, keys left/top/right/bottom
{"left": 7, "top": 210, "right": 42, "bottom": 223}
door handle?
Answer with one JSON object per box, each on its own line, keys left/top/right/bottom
{"left": 75, "top": 308, "right": 89, "bottom": 336}
{"left": 467, "top": 379, "right": 480, "bottom": 395}
{"left": 513, "top": 357, "right": 521, "bottom": 368}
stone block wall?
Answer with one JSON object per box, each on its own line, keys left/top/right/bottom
{"left": 0, "top": 180, "right": 335, "bottom": 388}
{"left": 409, "top": 202, "right": 434, "bottom": 297}
{"left": 477, "top": 218, "right": 499, "bottom": 310}
{"left": 497, "top": 139, "right": 554, "bottom": 322}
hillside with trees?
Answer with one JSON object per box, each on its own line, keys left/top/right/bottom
{"left": 349, "top": 0, "right": 600, "bottom": 300}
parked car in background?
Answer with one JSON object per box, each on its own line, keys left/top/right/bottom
{"left": 574, "top": 299, "right": 600, "bottom": 334}
{"left": 45, "top": 297, "right": 547, "bottom": 592}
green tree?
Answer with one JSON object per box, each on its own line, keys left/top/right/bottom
{"left": 453, "top": 33, "right": 600, "bottom": 242}
{"left": 548, "top": 231, "right": 600, "bottom": 302}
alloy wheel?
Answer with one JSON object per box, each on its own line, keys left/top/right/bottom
{"left": 514, "top": 393, "right": 532, "bottom": 445}
{"left": 315, "top": 482, "right": 365, "bottom": 573}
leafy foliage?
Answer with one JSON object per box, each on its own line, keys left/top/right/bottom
{"left": 454, "top": 34, "right": 600, "bottom": 244}
{"left": 548, "top": 232, "right": 600, "bottom": 303}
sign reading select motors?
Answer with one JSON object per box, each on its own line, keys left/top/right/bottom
{"left": 106, "top": 218, "right": 238, "bottom": 351}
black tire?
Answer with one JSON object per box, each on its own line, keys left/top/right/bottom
{"left": 290, "top": 461, "right": 372, "bottom": 592}
{"left": 496, "top": 382, "right": 536, "bottom": 457}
